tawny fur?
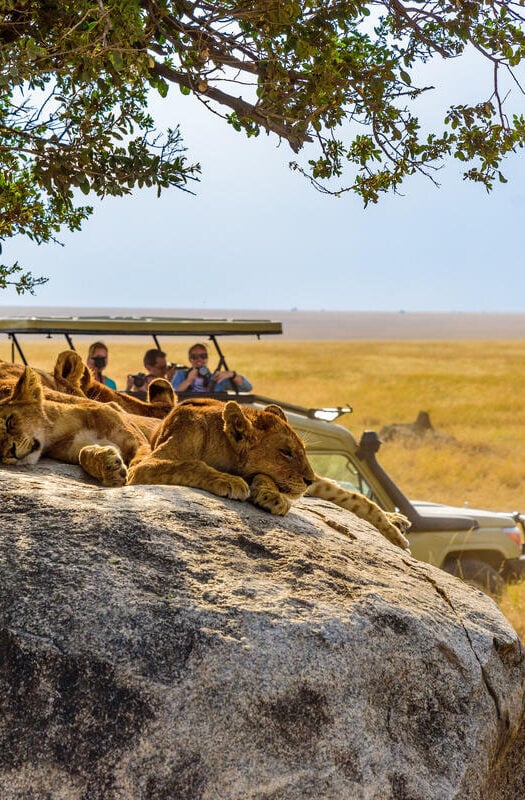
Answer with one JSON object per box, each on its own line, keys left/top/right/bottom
{"left": 54, "top": 350, "right": 174, "bottom": 418}
{"left": 0, "top": 354, "right": 174, "bottom": 421}
{"left": 0, "top": 367, "right": 150, "bottom": 486}
{"left": 1, "top": 356, "right": 171, "bottom": 440}
{"left": 128, "top": 397, "right": 315, "bottom": 516}
{"left": 0, "top": 361, "right": 60, "bottom": 397}
{"left": 305, "top": 479, "right": 410, "bottom": 550}
{"left": 128, "top": 397, "right": 410, "bottom": 549}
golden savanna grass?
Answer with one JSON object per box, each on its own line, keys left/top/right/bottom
{"left": 1, "top": 336, "right": 524, "bottom": 637}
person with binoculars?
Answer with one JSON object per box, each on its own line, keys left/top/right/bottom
{"left": 86, "top": 341, "right": 117, "bottom": 390}
{"left": 172, "top": 343, "right": 252, "bottom": 394}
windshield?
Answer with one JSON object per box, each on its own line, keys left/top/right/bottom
{"left": 307, "top": 452, "right": 377, "bottom": 500}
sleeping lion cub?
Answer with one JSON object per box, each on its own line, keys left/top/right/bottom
{"left": 128, "top": 397, "right": 410, "bottom": 549}
{"left": 0, "top": 369, "right": 409, "bottom": 549}
{"left": 0, "top": 366, "right": 150, "bottom": 486}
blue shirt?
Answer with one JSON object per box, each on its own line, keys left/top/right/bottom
{"left": 171, "top": 368, "right": 252, "bottom": 393}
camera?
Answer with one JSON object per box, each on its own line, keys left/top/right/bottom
{"left": 92, "top": 355, "right": 107, "bottom": 369}
{"left": 193, "top": 365, "right": 210, "bottom": 387}
{"left": 129, "top": 372, "right": 147, "bottom": 388}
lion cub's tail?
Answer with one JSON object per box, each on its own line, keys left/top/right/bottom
{"left": 305, "top": 477, "right": 411, "bottom": 551}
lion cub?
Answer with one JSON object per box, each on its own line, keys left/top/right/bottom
{"left": 128, "top": 398, "right": 410, "bottom": 550}
{"left": 0, "top": 366, "right": 150, "bottom": 486}
{"left": 52, "top": 350, "right": 174, "bottom": 419}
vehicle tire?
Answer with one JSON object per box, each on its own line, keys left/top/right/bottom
{"left": 446, "top": 558, "right": 506, "bottom": 599}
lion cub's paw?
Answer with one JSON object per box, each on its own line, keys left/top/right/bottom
{"left": 79, "top": 445, "right": 128, "bottom": 487}
{"left": 250, "top": 475, "right": 291, "bottom": 516}
{"left": 385, "top": 511, "right": 411, "bottom": 533}
{"left": 210, "top": 474, "right": 250, "bottom": 501}
{"left": 382, "top": 519, "right": 411, "bottom": 551}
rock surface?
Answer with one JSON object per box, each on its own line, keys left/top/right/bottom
{"left": 0, "top": 460, "right": 524, "bottom": 800}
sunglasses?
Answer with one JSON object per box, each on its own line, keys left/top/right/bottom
{"left": 190, "top": 352, "right": 208, "bottom": 360}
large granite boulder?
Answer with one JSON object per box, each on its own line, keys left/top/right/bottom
{"left": 0, "top": 460, "right": 524, "bottom": 800}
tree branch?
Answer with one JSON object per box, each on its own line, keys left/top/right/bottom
{"left": 151, "top": 61, "right": 312, "bottom": 152}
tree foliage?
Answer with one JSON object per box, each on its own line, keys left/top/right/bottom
{"left": 1, "top": 0, "right": 524, "bottom": 292}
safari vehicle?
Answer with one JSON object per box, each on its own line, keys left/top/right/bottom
{"left": 1, "top": 314, "right": 524, "bottom": 596}
{"left": 274, "top": 406, "right": 525, "bottom": 598}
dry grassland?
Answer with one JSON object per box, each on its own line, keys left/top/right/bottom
{"left": 1, "top": 335, "right": 524, "bottom": 637}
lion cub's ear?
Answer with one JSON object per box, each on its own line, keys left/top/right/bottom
{"left": 79, "top": 365, "right": 92, "bottom": 391}
{"left": 223, "top": 401, "right": 253, "bottom": 444}
{"left": 148, "top": 378, "right": 175, "bottom": 407}
{"left": 54, "top": 350, "right": 85, "bottom": 386}
{"left": 10, "top": 366, "right": 43, "bottom": 404}
{"left": 263, "top": 404, "right": 287, "bottom": 421}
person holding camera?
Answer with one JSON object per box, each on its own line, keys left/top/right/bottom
{"left": 86, "top": 341, "right": 117, "bottom": 390}
{"left": 126, "top": 348, "right": 177, "bottom": 396}
{"left": 172, "top": 343, "right": 252, "bottom": 394}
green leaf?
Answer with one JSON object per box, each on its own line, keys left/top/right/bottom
{"left": 157, "top": 80, "right": 169, "bottom": 98}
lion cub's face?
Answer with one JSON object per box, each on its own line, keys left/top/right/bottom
{"left": 224, "top": 402, "right": 315, "bottom": 498}
{"left": 0, "top": 367, "right": 47, "bottom": 465}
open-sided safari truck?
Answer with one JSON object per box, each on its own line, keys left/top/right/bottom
{"left": 1, "top": 314, "right": 524, "bottom": 596}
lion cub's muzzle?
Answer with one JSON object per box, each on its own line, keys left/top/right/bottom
{"left": 282, "top": 475, "right": 313, "bottom": 498}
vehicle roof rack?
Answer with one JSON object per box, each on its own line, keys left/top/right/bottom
{"left": 0, "top": 315, "right": 282, "bottom": 366}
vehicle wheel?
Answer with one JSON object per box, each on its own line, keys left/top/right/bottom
{"left": 446, "top": 558, "right": 506, "bottom": 599}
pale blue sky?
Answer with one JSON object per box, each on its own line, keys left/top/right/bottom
{"left": 2, "top": 48, "right": 525, "bottom": 312}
